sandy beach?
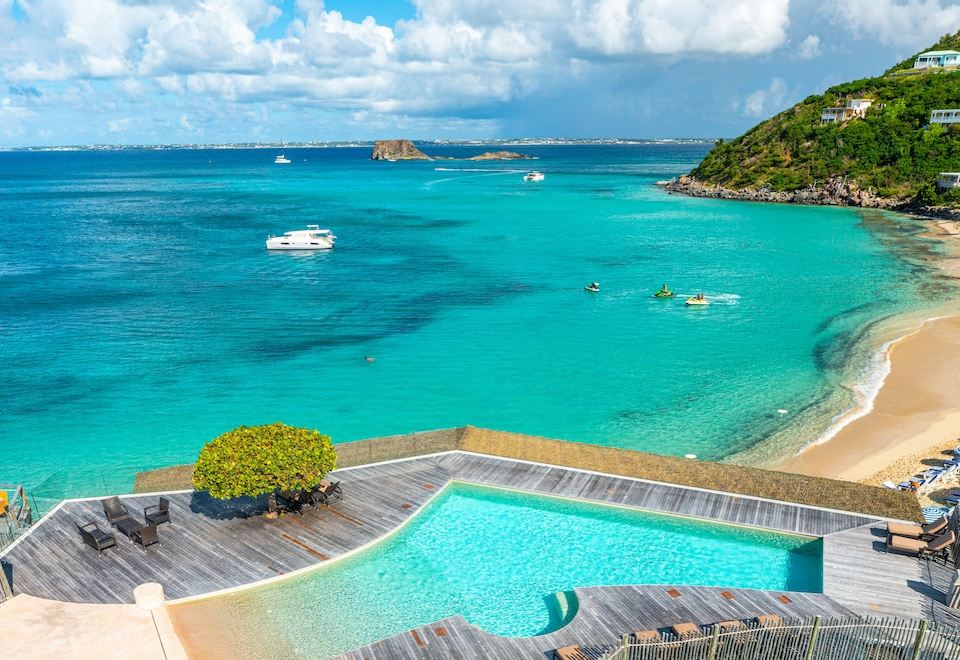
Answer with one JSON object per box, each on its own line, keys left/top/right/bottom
{"left": 775, "top": 220, "right": 960, "bottom": 489}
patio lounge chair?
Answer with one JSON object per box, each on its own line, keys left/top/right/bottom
{"left": 553, "top": 645, "right": 589, "bottom": 660}
{"left": 144, "top": 497, "right": 171, "bottom": 527}
{"left": 633, "top": 630, "right": 659, "bottom": 642}
{"left": 310, "top": 479, "right": 343, "bottom": 506}
{"left": 75, "top": 521, "right": 117, "bottom": 556}
{"left": 131, "top": 523, "right": 160, "bottom": 552}
{"left": 756, "top": 614, "right": 783, "bottom": 626}
{"left": 887, "top": 516, "right": 948, "bottom": 540}
{"left": 277, "top": 490, "right": 307, "bottom": 516}
{"left": 886, "top": 530, "right": 955, "bottom": 561}
{"left": 101, "top": 496, "right": 131, "bottom": 525}
{"left": 672, "top": 622, "right": 702, "bottom": 638}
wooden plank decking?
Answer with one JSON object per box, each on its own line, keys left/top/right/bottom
{"left": 3, "top": 450, "right": 953, "bottom": 660}
{"left": 1, "top": 451, "right": 883, "bottom": 605}
{"left": 339, "top": 584, "right": 857, "bottom": 659}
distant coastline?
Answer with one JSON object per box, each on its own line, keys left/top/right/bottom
{"left": 0, "top": 137, "right": 717, "bottom": 153}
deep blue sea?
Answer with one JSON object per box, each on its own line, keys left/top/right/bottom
{"left": 0, "top": 144, "right": 950, "bottom": 503}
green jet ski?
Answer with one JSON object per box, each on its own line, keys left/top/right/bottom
{"left": 653, "top": 283, "right": 674, "bottom": 298}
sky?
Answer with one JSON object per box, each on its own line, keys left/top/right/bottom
{"left": 2, "top": 0, "right": 960, "bottom": 146}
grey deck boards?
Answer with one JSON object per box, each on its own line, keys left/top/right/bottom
{"left": 822, "top": 523, "right": 960, "bottom": 625}
{"left": 339, "top": 585, "right": 856, "bottom": 660}
{"left": 4, "top": 449, "right": 946, "bottom": 658}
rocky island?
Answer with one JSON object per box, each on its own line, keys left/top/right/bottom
{"left": 467, "top": 150, "right": 532, "bottom": 160}
{"left": 371, "top": 140, "right": 532, "bottom": 162}
{"left": 666, "top": 31, "right": 960, "bottom": 219}
{"left": 370, "top": 139, "right": 431, "bottom": 160}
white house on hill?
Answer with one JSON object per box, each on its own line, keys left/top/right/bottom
{"left": 821, "top": 99, "right": 874, "bottom": 124}
{"left": 914, "top": 50, "right": 960, "bottom": 69}
{"left": 930, "top": 109, "right": 960, "bottom": 125}
{"left": 937, "top": 172, "right": 960, "bottom": 190}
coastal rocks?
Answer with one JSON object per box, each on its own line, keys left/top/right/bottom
{"left": 467, "top": 151, "right": 532, "bottom": 160}
{"left": 665, "top": 175, "right": 903, "bottom": 210}
{"left": 371, "top": 139, "right": 430, "bottom": 161}
{"left": 664, "top": 175, "right": 960, "bottom": 222}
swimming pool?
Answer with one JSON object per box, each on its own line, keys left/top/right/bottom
{"left": 170, "top": 482, "right": 822, "bottom": 658}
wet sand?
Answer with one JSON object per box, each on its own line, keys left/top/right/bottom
{"left": 776, "top": 314, "right": 960, "bottom": 483}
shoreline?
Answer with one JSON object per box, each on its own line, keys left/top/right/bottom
{"left": 663, "top": 175, "right": 960, "bottom": 222}
{"left": 772, "top": 218, "right": 960, "bottom": 486}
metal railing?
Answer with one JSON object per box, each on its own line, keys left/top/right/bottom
{"left": 599, "top": 616, "right": 960, "bottom": 660}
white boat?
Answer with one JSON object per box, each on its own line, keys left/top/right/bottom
{"left": 523, "top": 171, "right": 545, "bottom": 182}
{"left": 274, "top": 154, "right": 291, "bottom": 164}
{"left": 266, "top": 225, "right": 336, "bottom": 250}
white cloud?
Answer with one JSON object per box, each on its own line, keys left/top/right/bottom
{"left": 829, "top": 0, "right": 960, "bottom": 47}
{"left": 581, "top": 0, "right": 792, "bottom": 56}
{"left": 179, "top": 114, "right": 193, "bottom": 130}
{"left": 108, "top": 118, "right": 133, "bottom": 133}
{"left": 797, "top": 34, "right": 821, "bottom": 59}
{"left": 743, "top": 77, "right": 788, "bottom": 117}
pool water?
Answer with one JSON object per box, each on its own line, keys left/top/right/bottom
{"left": 172, "top": 482, "right": 822, "bottom": 658}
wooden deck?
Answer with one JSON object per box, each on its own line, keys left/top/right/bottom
{"left": 339, "top": 584, "right": 856, "bottom": 660}
{"left": 3, "top": 450, "right": 955, "bottom": 659}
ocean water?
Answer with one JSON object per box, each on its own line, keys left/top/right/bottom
{"left": 170, "top": 482, "right": 822, "bottom": 658}
{"left": 0, "top": 144, "right": 949, "bottom": 501}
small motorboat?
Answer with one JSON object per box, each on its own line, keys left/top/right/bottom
{"left": 266, "top": 225, "right": 336, "bottom": 250}
{"left": 585, "top": 282, "right": 600, "bottom": 293}
{"left": 523, "top": 171, "right": 545, "bottom": 182}
{"left": 685, "top": 294, "right": 709, "bottom": 306}
{"left": 653, "top": 284, "right": 674, "bottom": 298}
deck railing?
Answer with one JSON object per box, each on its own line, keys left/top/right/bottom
{"left": 0, "top": 484, "right": 33, "bottom": 552}
{"left": 598, "top": 616, "right": 960, "bottom": 660}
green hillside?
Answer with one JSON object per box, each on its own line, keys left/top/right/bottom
{"left": 691, "top": 32, "right": 960, "bottom": 206}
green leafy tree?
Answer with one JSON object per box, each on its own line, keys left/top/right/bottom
{"left": 193, "top": 422, "right": 337, "bottom": 515}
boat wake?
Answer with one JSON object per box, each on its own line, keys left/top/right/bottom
{"left": 679, "top": 293, "right": 740, "bottom": 305}
{"left": 432, "top": 167, "right": 527, "bottom": 172}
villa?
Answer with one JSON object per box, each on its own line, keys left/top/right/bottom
{"left": 820, "top": 98, "right": 873, "bottom": 124}
{"left": 931, "top": 109, "right": 960, "bottom": 125}
{"left": 3, "top": 427, "right": 960, "bottom": 659}
{"left": 938, "top": 172, "right": 960, "bottom": 190}
{"left": 914, "top": 50, "right": 960, "bottom": 69}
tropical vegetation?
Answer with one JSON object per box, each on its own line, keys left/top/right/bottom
{"left": 193, "top": 422, "right": 337, "bottom": 514}
{"left": 691, "top": 31, "right": 960, "bottom": 206}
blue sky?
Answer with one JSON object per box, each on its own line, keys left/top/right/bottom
{"left": 1, "top": 0, "right": 960, "bottom": 147}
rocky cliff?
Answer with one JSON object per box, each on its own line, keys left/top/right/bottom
{"left": 371, "top": 139, "right": 430, "bottom": 160}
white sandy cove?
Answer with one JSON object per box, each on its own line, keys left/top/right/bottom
{"left": 776, "top": 219, "right": 960, "bottom": 484}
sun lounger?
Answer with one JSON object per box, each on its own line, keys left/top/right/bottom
{"left": 672, "top": 622, "right": 702, "bottom": 638}
{"left": 714, "top": 620, "right": 747, "bottom": 631}
{"left": 310, "top": 479, "right": 343, "bottom": 506}
{"left": 101, "top": 496, "right": 131, "bottom": 525}
{"left": 553, "top": 644, "right": 589, "bottom": 660}
{"left": 886, "top": 530, "right": 955, "bottom": 561}
{"left": 634, "top": 630, "right": 659, "bottom": 642}
{"left": 277, "top": 490, "right": 307, "bottom": 516}
{"left": 887, "top": 516, "right": 948, "bottom": 540}
{"left": 756, "top": 614, "right": 783, "bottom": 626}
{"left": 75, "top": 521, "right": 117, "bottom": 556}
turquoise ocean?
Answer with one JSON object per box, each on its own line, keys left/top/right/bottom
{"left": 0, "top": 144, "right": 951, "bottom": 503}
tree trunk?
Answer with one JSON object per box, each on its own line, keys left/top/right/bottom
{"left": 266, "top": 491, "right": 279, "bottom": 519}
